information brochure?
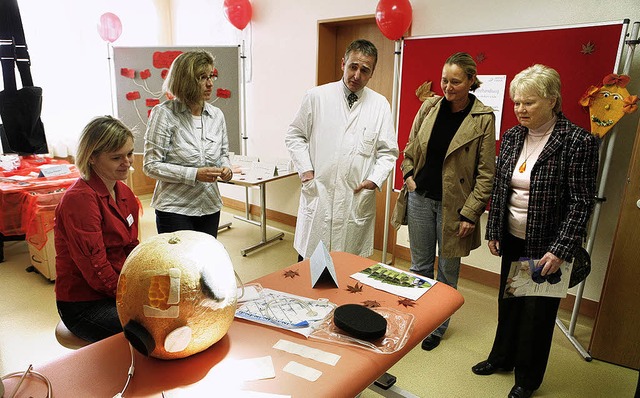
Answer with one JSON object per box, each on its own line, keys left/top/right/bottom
{"left": 350, "top": 263, "right": 436, "bottom": 301}
{"left": 504, "top": 258, "right": 572, "bottom": 299}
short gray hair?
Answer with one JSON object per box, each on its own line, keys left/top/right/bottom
{"left": 510, "top": 64, "right": 562, "bottom": 114}
{"left": 344, "top": 39, "right": 378, "bottom": 70}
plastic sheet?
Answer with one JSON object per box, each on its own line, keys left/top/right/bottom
{"left": 309, "top": 306, "right": 414, "bottom": 354}
{"left": 22, "top": 188, "right": 67, "bottom": 250}
{"left": 235, "top": 287, "right": 336, "bottom": 338}
{"left": 0, "top": 156, "right": 78, "bottom": 240}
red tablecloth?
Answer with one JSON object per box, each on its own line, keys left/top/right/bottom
{"left": 0, "top": 157, "right": 79, "bottom": 248}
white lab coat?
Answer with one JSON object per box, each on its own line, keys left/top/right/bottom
{"left": 285, "top": 81, "right": 398, "bottom": 259}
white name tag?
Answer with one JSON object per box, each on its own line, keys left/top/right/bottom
{"left": 126, "top": 214, "right": 134, "bottom": 227}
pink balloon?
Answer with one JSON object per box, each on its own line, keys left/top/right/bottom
{"left": 224, "top": 0, "right": 252, "bottom": 30}
{"left": 97, "top": 12, "right": 123, "bottom": 43}
{"left": 375, "top": 0, "right": 413, "bottom": 41}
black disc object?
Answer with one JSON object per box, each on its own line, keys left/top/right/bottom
{"left": 123, "top": 319, "right": 155, "bottom": 356}
{"left": 333, "top": 304, "right": 387, "bottom": 341}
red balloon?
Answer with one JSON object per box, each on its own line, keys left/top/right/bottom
{"left": 223, "top": 0, "right": 253, "bottom": 30}
{"left": 375, "top": 0, "right": 413, "bottom": 41}
{"left": 97, "top": 12, "right": 123, "bottom": 43}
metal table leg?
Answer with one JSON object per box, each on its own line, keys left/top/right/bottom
{"left": 234, "top": 185, "right": 261, "bottom": 226}
{"left": 217, "top": 222, "right": 232, "bottom": 232}
{"left": 239, "top": 182, "right": 284, "bottom": 256}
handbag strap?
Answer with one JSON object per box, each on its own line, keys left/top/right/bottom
{"left": 0, "top": 0, "right": 34, "bottom": 90}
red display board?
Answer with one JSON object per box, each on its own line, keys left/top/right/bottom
{"left": 394, "top": 21, "right": 626, "bottom": 190}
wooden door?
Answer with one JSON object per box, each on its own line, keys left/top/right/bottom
{"left": 317, "top": 16, "right": 401, "bottom": 256}
{"left": 131, "top": 154, "right": 156, "bottom": 195}
{"left": 589, "top": 120, "right": 640, "bottom": 370}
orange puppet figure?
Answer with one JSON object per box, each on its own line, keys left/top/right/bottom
{"left": 580, "top": 73, "right": 638, "bottom": 138}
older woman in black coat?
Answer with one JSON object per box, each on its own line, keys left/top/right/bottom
{"left": 472, "top": 64, "right": 600, "bottom": 398}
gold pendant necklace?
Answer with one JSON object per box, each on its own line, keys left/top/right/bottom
{"left": 518, "top": 160, "right": 527, "bottom": 173}
{"left": 519, "top": 133, "right": 548, "bottom": 173}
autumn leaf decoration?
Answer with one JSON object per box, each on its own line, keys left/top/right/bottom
{"left": 346, "top": 282, "right": 364, "bottom": 293}
{"left": 362, "top": 300, "right": 381, "bottom": 308}
{"left": 397, "top": 297, "right": 416, "bottom": 308}
{"left": 283, "top": 269, "right": 299, "bottom": 279}
{"left": 581, "top": 41, "right": 595, "bottom": 55}
{"left": 415, "top": 81, "right": 435, "bottom": 101}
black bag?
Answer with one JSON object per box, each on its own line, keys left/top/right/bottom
{"left": 0, "top": 0, "right": 47, "bottom": 154}
{"left": 569, "top": 247, "right": 591, "bottom": 288}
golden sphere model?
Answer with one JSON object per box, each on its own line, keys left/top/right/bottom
{"left": 116, "top": 230, "right": 237, "bottom": 359}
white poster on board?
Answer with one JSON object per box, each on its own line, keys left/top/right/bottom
{"left": 475, "top": 75, "right": 507, "bottom": 140}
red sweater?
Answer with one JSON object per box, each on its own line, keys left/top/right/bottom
{"left": 54, "top": 173, "right": 139, "bottom": 302}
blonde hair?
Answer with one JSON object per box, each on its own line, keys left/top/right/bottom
{"left": 76, "top": 116, "right": 134, "bottom": 180}
{"left": 163, "top": 50, "right": 215, "bottom": 106}
{"left": 510, "top": 64, "right": 562, "bottom": 114}
{"left": 445, "top": 52, "right": 482, "bottom": 91}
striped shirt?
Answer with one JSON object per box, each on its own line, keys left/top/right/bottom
{"left": 143, "top": 100, "right": 231, "bottom": 216}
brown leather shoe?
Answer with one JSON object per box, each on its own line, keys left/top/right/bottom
{"left": 471, "top": 360, "right": 514, "bottom": 375}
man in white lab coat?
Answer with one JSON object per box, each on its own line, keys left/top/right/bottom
{"left": 285, "top": 39, "right": 399, "bottom": 260}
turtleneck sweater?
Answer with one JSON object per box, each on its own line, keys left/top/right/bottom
{"left": 507, "top": 115, "right": 557, "bottom": 239}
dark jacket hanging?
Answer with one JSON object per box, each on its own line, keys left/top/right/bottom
{"left": 0, "top": 0, "right": 48, "bottom": 154}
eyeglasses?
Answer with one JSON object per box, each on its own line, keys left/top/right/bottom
{"left": 198, "top": 73, "right": 217, "bottom": 83}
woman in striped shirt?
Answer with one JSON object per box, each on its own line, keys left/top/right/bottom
{"left": 144, "top": 50, "right": 232, "bottom": 237}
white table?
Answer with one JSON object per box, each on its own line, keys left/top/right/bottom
{"left": 225, "top": 170, "right": 297, "bottom": 256}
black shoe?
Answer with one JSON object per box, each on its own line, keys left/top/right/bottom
{"left": 471, "top": 360, "right": 514, "bottom": 375}
{"left": 508, "top": 385, "right": 534, "bottom": 398}
{"left": 421, "top": 334, "right": 441, "bottom": 351}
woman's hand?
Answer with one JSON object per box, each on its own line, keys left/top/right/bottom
{"left": 488, "top": 240, "right": 500, "bottom": 256}
{"left": 220, "top": 166, "right": 233, "bottom": 182}
{"left": 196, "top": 167, "right": 224, "bottom": 182}
{"left": 538, "top": 252, "right": 563, "bottom": 276}
{"left": 405, "top": 176, "right": 417, "bottom": 192}
{"left": 457, "top": 221, "right": 475, "bottom": 238}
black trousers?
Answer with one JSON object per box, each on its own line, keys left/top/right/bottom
{"left": 155, "top": 210, "right": 221, "bottom": 238}
{"left": 57, "top": 299, "right": 122, "bottom": 343}
{"left": 487, "top": 233, "right": 561, "bottom": 391}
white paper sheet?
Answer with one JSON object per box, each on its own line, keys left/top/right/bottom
{"left": 475, "top": 74, "right": 507, "bottom": 140}
{"left": 283, "top": 361, "right": 322, "bottom": 382}
{"left": 273, "top": 339, "right": 340, "bottom": 366}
